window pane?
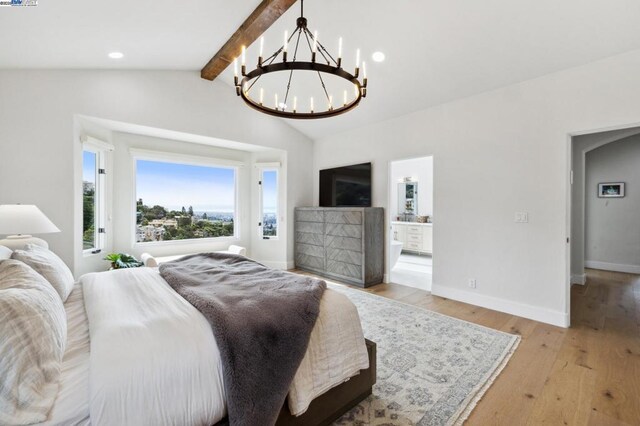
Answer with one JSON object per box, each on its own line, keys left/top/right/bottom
{"left": 262, "top": 170, "right": 278, "bottom": 238}
{"left": 82, "top": 151, "right": 97, "bottom": 250}
{"left": 136, "top": 159, "right": 235, "bottom": 243}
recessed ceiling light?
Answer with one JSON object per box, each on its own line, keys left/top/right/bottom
{"left": 372, "top": 51, "right": 385, "bottom": 62}
{"left": 108, "top": 52, "right": 124, "bottom": 59}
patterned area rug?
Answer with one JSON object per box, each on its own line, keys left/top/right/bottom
{"left": 329, "top": 283, "right": 520, "bottom": 426}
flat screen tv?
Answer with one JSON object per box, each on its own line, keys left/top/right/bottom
{"left": 319, "top": 162, "right": 372, "bottom": 207}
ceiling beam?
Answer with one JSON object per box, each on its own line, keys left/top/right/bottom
{"left": 201, "top": 0, "right": 298, "bottom": 81}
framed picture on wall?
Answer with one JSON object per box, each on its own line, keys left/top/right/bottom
{"left": 598, "top": 182, "right": 625, "bottom": 198}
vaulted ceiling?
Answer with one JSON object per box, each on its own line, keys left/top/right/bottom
{"left": 2, "top": 0, "right": 640, "bottom": 139}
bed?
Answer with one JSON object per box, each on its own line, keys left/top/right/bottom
{"left": 34, "top": 265, "right": 375, "bottom": 426}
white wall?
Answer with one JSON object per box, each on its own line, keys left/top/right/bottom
{"left": 570, "top": 127, "right": 640, "bottom": 283}
{"left": 0, "top": 70, "right": 313, "bottom": 275}
{"left": 390, "top": 156, "right": 433, "bottom": 220}
{"left": 314, "top": 49, "right": 640, "bottom": 327}
{"left": 585, "top": 135, "right": 640, "bottom": 273}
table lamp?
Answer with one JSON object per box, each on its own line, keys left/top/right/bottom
{"left": 0, "top": 204, "right": 61, "bottom": 250}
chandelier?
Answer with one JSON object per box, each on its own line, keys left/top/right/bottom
{"left": 233, "top": 0, "right": 367, "bottom": 119}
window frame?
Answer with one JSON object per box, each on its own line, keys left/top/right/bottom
{"left": 258, "top": 166, "right": 279, "bottom": 240}
{"left": 81, "top": 145, "right": 106, "bottom": 256}
{"left": 131, "top": 149, "right": 241, "bottom": 247}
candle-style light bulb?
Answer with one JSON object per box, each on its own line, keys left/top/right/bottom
{"left": 312, "top": 31, "right": 318, "bottom": 53}
{"left": 275, "top": 93, "right": 278, "bottom": 109}
{"left": 338, "top": 37, "right": 343, "bottom": 59}
{"left": 356, "top": 49, "right": 361, "bottom": 69}
{"left": 282, "top": 30, "right": 288, "bottom": 61}
{"left": 343, "top": 90, "right": 347, "bottom": 106}
{"left": 260, "top": 88, "right": 264, "bottom": 105}
{"left": 310, "top": 97, "right": 314, "bottom": 112}
{"left": 259, "top": 36, "right": 264, "bottom": 57}
{"left": 241, "top": 45, "right": 246, "bottom": 76}
{"left": 293, "top": 96, "right": 297, "bottom": 112}
{"left": 329, "top": 95, "right": 333, "bottom": 110}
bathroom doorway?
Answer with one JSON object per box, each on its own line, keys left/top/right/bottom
{"left": 388, "top": 156, "right": 433, "bottom": 291}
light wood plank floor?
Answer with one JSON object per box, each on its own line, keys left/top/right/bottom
{"left": 295, "top": 268, "right": 640, "bottom": 425}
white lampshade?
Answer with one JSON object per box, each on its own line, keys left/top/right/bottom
{"left": 0, "top": 205, "right": 60, "bottom": 235}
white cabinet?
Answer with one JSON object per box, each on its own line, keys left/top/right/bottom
{"left": 392, "top": 223, "right": 406, "bottom": 243}
{"left": 391, "top": 222, "right": 432, "bottom": 254}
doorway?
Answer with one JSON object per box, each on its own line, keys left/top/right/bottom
{"left": 388, "top": 156, "right": 433, "bottom": 291}
{"left": 570, "top": 126, "right": 640, "bottom": 294}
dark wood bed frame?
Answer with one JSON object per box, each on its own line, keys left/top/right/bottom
{"left": 214, "top": 339, "right": 376, "bottom": 426}
{"left": 276, "top": 339, "right": 376, "bottom": 426}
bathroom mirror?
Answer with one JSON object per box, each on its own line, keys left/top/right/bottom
{"left": 398, "top": 181, "right": 418, "bottom": 217}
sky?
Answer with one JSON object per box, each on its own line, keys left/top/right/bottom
{"left": 83, "top": 151, "right": 96, "bottom": 184}
{"left": 136, "top": 159, "right": 237, "bottom": 212}
{"left": 262, "top": 169, "right": 278, "bottom": 214}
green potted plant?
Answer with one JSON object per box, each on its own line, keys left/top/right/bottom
{"left": 104, "top": 253, "right": 144, "bottom": 270}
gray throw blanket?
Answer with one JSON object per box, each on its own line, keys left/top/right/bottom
{"left": 159, "top": 253, "right": 326, "bottom": 426}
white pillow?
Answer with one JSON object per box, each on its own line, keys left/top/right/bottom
{"left": 0, "top": 259, "right": 67, "bottom": 425}
{"left": 11, "top": 244, "right": 75, "bottom": 302}
{"left": 0, "top": 245, "right": 11, "bottom": 260}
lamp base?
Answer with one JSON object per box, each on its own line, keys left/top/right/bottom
{"left": 0, "top": 235, "right": 49, "bottom": 251}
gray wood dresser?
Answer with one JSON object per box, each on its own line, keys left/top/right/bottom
{"left": 295, "top": 207, "right": 384, "bottom": 287}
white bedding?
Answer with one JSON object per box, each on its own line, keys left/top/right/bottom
{"left": 80, "top": 267, "right": 369, "bottom": 425}
{"left": 82, "top": 268, "right": 226, "bottom": 426}
{"left": 40, "top": 284, "right": 90, "bottom": 426}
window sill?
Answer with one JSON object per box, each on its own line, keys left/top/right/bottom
{"left": 133, "top": 236, "right": 239, "bottom": 248}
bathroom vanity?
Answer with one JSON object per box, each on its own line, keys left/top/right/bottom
{"left": 391, "top": 221, "right": 433, "bottom": 255}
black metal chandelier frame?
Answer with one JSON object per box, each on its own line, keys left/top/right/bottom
{"left": 234, "top": 0, "right": 367, "bottom": 120}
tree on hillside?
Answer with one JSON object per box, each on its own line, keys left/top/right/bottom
{"left": 177, "top": 216, "right": 191, "bottom": 228}
{"left": 188, "top": 206, "right": 194, "bottom": 216}
{"left": 83, "top": 188, "right": 95, "bottom": 232}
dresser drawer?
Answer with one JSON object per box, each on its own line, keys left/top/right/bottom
{"left": 295, "top": 210, "right": 324, "bottom": 223}
{"left": 325, "top": 210, "right": 362, "bottom": 225}
{"left": 295, "top": 253, "right": 324, "bottom": 271}
{"left": 296, "top": 243, "right": 324, "bottom": 258}
{"left": 296, "top": 221, "right": 323, "bottom": 235}
{"left": 295, "top": 231, "right": 324, "bottom": 247}
{"left": 325, "top": 223, "right": 362, "bottom": 239}
{"left": 407, "top": 234, "right": 423, "bottom": 243}
{"left": 326, "top": 248, "right": 363, "bottom": 266}
{"left": 324, "top": 235, "right": 362, "bottom": 252}
{"left": 326, "top": 259, "right": 363, "bottom": 280}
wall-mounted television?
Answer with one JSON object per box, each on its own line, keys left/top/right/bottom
{"left": 319, "top": 162, "right": 372, "bottom": 207}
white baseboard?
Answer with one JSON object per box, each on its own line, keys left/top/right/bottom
{"left": 431, "top": 284, "right": 569, "bottom": 328}
{"left": 286, "top": 260, "right": 295, "bottom": 270}
{"left": 260, "top": 260, "right": 290, "bottom": 270}
{"left": 585, "top": 260, "right": 640, "bottom": 274}
{"left": 383, "top": 273, "right": 390, "bottom": 283}
{"left": 571, "top": 273, "right": 586, "bottom": 285}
